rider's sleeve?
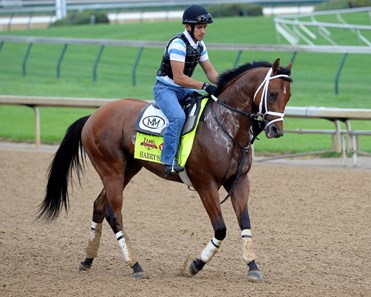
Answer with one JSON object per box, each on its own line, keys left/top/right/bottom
{"left": 199, "top": 41, "right": 209, "bottom": 62}
{"left": 168, "top": 38, "right": 186, "bottom": 62}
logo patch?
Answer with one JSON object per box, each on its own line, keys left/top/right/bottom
{"left": 142, "top": 116, "right": 166, "bottom": 129}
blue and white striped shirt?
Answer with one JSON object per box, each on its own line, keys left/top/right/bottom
{"left": 156, "top": 29, "right": 209, "bottom": 87}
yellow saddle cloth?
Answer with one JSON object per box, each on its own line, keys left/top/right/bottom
{"left": 134, "top": 98, "right": 208, "bottom": 166}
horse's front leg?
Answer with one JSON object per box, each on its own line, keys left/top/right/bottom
{"left": 189, "top": 184, "right": 226, "bottom": 276}
{"left": 79, "top": 189, "right": 106, "bottom": 271}
{"left": 229, "top": 174, "right": 264, "bottom": 281}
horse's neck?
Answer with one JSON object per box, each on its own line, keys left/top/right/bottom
{"left": 208, "top": 94, "right": 252, "bottom": 148}
{"left": 214, "top": 74, "right": 262, "bottom": 144}
{"left": 218, "top": 79, "right": 257, "bottom": 117}
{"left": 219, "top": 72, "right": 259, "bottom": 113}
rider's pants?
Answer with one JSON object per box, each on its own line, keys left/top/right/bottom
{"left": 153, "top": 80, "right": 193, "bottom": 165}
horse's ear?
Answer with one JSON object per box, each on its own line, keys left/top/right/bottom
{"left": 286, "top": 62, "right": 292, "bottom": 71}
{"left": 272, "top": 58, "right": 280, "bottom": 74}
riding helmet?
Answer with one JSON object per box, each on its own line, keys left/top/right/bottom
{"left": 182, "top": 5, "right": 213, "bottom": 25}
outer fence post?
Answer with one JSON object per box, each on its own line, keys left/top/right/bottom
{"left": 28, "top": 13, "right": 34, "bottom": 30}
{"left": 7, "top": 13, "right": 14, "bottom": 31}
{"left": 33, "top": 106, "right": 41, "bottom": 148}
{"left": 48, "top": 13, "right": 55, "bottom": 27}
{"left": 115, "top": 9, "right": 122, "bottom": 24}
{"left": 132, "top": 47, "right": 144, "bottom": 86}
{"left": 22, "top": 43, "right": 33, "bottom": 76}
{"left": 93, "top": 45, "right": 105, "bottom": 82}
{"left": 291, "top": 51, "right": 298, "bottom": 63}
{"left": 333, "top": 119, "right": 342, "bottom": 154}
{"left": 56, "top": 44, "right": 68, "bottom": 78}
{"left": 233, "top": 50, "right": 242, "bottom": 67}
{"left": 335, "top": 53, "right": 348, "bottom": 95}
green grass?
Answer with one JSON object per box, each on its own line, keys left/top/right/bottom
{"left": 0, "top": 15, "right": 371, "bottom": 154}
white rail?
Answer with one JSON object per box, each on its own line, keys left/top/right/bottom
{"left": 283, "top": 107, "right": 371, "bottom": 166}
{"left": 1, "top": 95, "right": 370, "bottom": 166}
{"left": 274, "top": 7, "right": 371, "bottom": 46}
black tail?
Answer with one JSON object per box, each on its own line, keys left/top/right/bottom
{"left": 37, "top": 115, "right": 90, "bottom": 221}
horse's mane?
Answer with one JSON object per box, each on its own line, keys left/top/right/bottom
{"left": 216, "top": 60, "right": 291, "bottom": 94}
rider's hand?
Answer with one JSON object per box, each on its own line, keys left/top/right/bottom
{"left": 202, "top": 82, "right": 218, "bottom": 96}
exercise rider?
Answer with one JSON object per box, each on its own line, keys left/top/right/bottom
{"left": 154, "top": 5, "right": 219, "bottom": 175}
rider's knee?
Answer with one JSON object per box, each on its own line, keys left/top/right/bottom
{"left": 178, "top": 112, "right": 186, "bottom": 123}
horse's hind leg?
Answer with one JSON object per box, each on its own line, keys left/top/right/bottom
{"left": 105, "top": 203, "right": 144, "bottom": 278}
{"left": 79, "top": 186, "right": 143, "bottom": 277}
{"left": 95, "top": 155, "right": 144, "bottom": 278}
{"left": 79, "top": 189, "right": 107, "bottom": 271}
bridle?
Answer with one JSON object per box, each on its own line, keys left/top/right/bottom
{"left": 253, "top": 68, "right": 291, "bottom": 127}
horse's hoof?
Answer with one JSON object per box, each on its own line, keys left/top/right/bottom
{"left": 78, "top": 261, "right": 91, "bottom": 271}
{"left": 131, "top": 262, "right": 144, "bottom": 279}
{"left": 131, "top": 271, "right": 145, "bottom": 279}
{"left": 189, "top": 261, "right": 198, "bottom": 276}
{"left": 247, "top": 269, "right": 264, "bottom": 282}
{"left": 189, "top": 259, "right": 205, "bottom": 276}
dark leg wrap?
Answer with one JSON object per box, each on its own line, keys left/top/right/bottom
{"left": 131, "top": 262, "right": 144, "bottom": 279}
{"left": 247, "top": 259, "right": 264, "bottom": 281}
{"left": 131, "top": 262, "right": 143, "bottom": 274}
{"left": 248, "top": 259, "right": 259, "bottom": 271}
{"left": 79, "top": 258, "right": 94, "bottom": 271}
{"left": 189, "top": 258, "right": 206, "bottom": 276}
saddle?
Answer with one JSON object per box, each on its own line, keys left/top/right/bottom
{"left": 135, "top": 92, "right": 205, "bottom": 136}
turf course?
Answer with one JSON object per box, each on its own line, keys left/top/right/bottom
{"left": 0, "top": 14, "right": 370, "bottom": 155}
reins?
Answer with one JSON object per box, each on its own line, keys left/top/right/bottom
{"left": 210, "top": 94, "right": 265, "bottom": 143}
{"left": 210, "top": 95, "right": 252, "bottom": 118}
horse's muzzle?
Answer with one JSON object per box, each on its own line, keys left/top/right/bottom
{"left": 264, "top": 122, "right": 284, "bottom": 138}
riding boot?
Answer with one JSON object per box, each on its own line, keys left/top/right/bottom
{"left": 164, "top": 163, "right": 184, "bottom": 176}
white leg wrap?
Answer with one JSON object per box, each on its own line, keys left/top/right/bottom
{"left": 86, "top": 222, "right": 102, "bottom": 258}
{"left": 200, "top": 237, "right": 222, "bottom": 263}
{"left": 241, "top": 229, "right": 255, "bottom": 264}
{"left": 115, "top": 231, "right": 137, "bottom": 267}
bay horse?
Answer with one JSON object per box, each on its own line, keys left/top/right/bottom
{"left": 37, "top": 58, "right": 292, "bottom": 281}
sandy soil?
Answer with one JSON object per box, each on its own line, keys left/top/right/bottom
{"left": 0, "top": 149, "right": 370, "bottom": 297}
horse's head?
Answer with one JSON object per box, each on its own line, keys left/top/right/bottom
{"left": 216, "top": 58, "right": 292, "bottom": 140}
{"left": 253, "top": 58, "right": 292, "bottom": 138}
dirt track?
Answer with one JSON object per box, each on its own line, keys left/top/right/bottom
{"left": 0, "top": 148, "right": 370, "bottom": 297}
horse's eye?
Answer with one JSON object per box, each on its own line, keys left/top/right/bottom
{"left": 268, "top": 92, "right": 276, "bottom": 101}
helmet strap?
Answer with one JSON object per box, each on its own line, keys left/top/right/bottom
{"left": 187, "top": 24, "right": 196, "bottom": 41}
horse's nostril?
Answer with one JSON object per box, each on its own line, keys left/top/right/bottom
{"left": 268, "top": 124, "right": 283, "bottom": 138}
